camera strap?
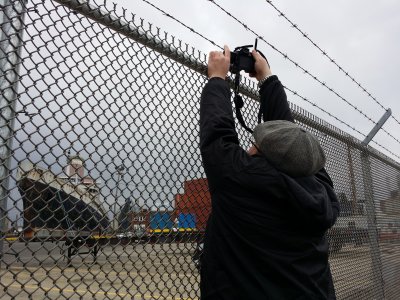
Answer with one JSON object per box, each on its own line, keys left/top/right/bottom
{"left": 231, "top": 44, "right": 269, "bottom": 134}
{"left": 233, "top": 72, "right": 254, "bottom": 134}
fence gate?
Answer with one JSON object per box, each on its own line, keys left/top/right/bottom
{"left": 1, "top": 0, "right": 400, "bottom": 299}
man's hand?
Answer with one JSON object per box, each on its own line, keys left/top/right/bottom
{"left": 207, "top": 45, "right": 230, "bottom": 79}
{"left": 250, "top": 50, "right": 272, "bottom": 81}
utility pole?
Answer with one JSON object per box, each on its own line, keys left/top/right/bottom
{"left": 112, "top": 165, "right": 125, "bottom": 232}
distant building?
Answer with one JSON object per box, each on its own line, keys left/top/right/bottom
{"left": 116, "top": 198, "right": 148, "bottom": 236}
{"left": 60, "top": 155, "right": 99, "bottom": 195}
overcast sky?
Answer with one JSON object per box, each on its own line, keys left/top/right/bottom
{"left": 111, "top": 0, "right": 400, "bottom": 162}
{"left": 6, "top": 0, "right": 400, "bottom": 225}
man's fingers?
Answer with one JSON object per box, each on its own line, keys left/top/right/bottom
{"left": 207, "top": 46, "right": 230, "bottom": 79}
{"left": 224, "top": 45, "right": 230, "bottom": 60}
{"left": 210, "top": 50, "right": 225, "bottom": 59}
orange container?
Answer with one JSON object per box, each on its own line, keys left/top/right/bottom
{"left": 184, "top": 178, "right": 209, "bottom": 194}
{"left": 175, "top": 178, "right": 212, "bottom": 232}
{"left": 175, "top": 192, "right": 211, "bottom": 209}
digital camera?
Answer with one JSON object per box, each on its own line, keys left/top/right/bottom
{"left": 229, "top": 45, "right": 255, "bottom": 74}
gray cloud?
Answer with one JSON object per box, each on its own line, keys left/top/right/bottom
{"left": 6, "top": 0, "right": 400, "bottom": 228}
{"left": 110, "top": 0, "right": 400, "bottom": 160}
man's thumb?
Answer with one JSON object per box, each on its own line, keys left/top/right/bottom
{"left": 252, "top": 49, "right": 261, "bottom": 60}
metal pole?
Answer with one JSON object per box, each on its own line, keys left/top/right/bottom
{"left": 112, "top": 177, "right": 120, "bottom": 232}
{"left": 362, "top": 109, "right": 392, "bottom": 146}
{"left": 0, "top": 0, "right": 27, "bottom": 264}
{"left": 347, "top": 145, "right": 358, "bottom": 213}
{"left": 112, "top": 165, "right": 124, "bottom": 232}
{"left": 359, "top": 106, "right": 393, "bottom": 298}
{"left": 361, "top": 151, "right": 385, "bottom": 299}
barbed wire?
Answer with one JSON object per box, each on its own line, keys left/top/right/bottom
{"left": 206, "top": 1, "right": 374, "bottom": 121}
{"left": 133, "top": 0, "right": 400, "bottom": 158}
{"left": 138, "top": 0, "right": 223, "bottom": 50}
{"left": 135, "top": 1, "right": 368, "bottom": 134}
{"left": 381, "top": 126, "right": 400, "bottom": 145}
{"left": 206, "top": 0, "right": 400, "bottom": 148}
{"left": 285, "top": 87, "right": 400, "bottom": 160}
{"left": 262, "top": 0, "right": 400, "bottom": 129}
{"left": 367, "top": 140, "right": 400, "bottom": 161}
{"left": 370, "top": 140, "right": 400, "bottom": 161}
{"left": 283, "top": 86, "right": 366, "bottom": 138}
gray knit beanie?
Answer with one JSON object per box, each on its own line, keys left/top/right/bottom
{"left": 253, "top": 120, "right": 326, "bottom": 177}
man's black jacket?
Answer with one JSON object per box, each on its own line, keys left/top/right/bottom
{"left": 199, "top": 76, "right": 340, "bottom": 300}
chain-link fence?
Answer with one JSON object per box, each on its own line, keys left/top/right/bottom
{"left": 1, "top": 0, "right": 400, "bottom": 299}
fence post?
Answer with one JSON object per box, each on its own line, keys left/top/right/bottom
{"left": 361, "top": 150, "right": 385, "bottom": 299}
{"left": 0, "top": 0, "right": 27, "bottom": 263}
{"left": 347, "top": 144, "right": 357, "bottom": 211}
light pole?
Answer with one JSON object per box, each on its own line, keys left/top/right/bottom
{"left": 112, "top": 165, "right": 125, "bottom": 232}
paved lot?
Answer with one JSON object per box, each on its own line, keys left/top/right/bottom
{"left": 1, "top": 241, "right": 199, "bottom": 299}
{"left": 1, "top": 241, "right": 399, "bottom": 299}
{"left": 330, "top": 243, "right": 400, "bottom": 300}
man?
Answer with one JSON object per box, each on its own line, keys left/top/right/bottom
{"left": 199, "top": 45, "right": 340, "bottom": 299}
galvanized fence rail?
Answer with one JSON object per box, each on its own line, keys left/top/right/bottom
{"left": 1, "top": 0, "right": 400, "bottom": 299}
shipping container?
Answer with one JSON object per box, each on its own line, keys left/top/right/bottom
{"left": 184, "top": 178, "right": 209, "bottom": 194}
{"left": 176, "top": 203, "right": 211, "bottom": 231}
{"left": 195, "top": 207, "right": 211, "bottom": 232}
{"left": 175, "top": 178, "right": 212, "bottom": 232}
{"left": 177, "top": 213, "right": 196, "bottom": 229}
{"left": 175, "top": 192, "right": 211, "bottom": 209}
{"left": 149, "top": 211, "right": 174, "bottom": 233}
{"left": 175, "top": 207, "right": 210, "bottom": 232}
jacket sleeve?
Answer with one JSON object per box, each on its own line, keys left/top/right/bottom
{"left": 259, "top": 75, "right": 294, "bottom": 122}
{"left": 261, "top": 77, "right": 339, "bottom": 218}
{"left": 199, "top": 78, "right": 242, "bottom": 186}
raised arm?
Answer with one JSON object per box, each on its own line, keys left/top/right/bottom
{"left": 199, "top": 46, "right": 242, "bottom": 184}
{"left": 251, "top": 50, "right": 294, "bottom": 123}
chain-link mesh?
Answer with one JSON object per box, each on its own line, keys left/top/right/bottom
{"left": 1, "top": 0, "right": 399, "bottom": 299}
